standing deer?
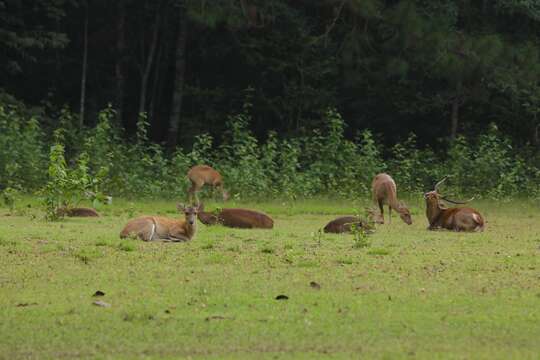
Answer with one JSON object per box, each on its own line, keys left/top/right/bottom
{"left": 187, "top": 165, "right": 229, "bottom": 204}
{"left": 371, "top": 173, "right": 412, "bottom": 225}
{"left": 424, "top": 177, "right": 484, "bottom": 232}
{"left": 120, "top": 203, "right": 200, "bottom": 241}
{"left": 197, "top": 203, "right": 273, "bottom": 229}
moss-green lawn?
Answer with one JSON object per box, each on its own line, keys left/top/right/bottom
{"left": 0, "top": 198, "right": 539, "bottom": 359}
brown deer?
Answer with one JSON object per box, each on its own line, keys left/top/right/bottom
{"left": 371, "top": 173, "right": 412, "bottom": 225}
{"left": 120, "top": 204, "right": 200, "bottom": 241}
{"left": 187, "top": 165, "right": 229, "bottom": 204}
{"left": 424, "top": 177, "right": 484, "bottom": 232}
{"left": 57, "top": 206, "right": 100, "bottom": 217}
{"left": 323, "top": 216, "right": 367, "bottom": 234}
{"left": 197, "top": 204, "right": 273, "bottom": 229}
{"left": 323, "top": 209, "right": 382, "bottom": 233}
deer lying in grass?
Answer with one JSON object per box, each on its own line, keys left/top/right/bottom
{"left": 424, "top": 177, "right": 484, "bottom": 232}
{"left": 323, "top": 209, "right": 382, "bottom": 233}
{"left": 371, "top": 173, "right": 412, "bottom": 225}
{"left": 197, "top": 204, "right": 273, "bottom": 229}
{"left": 187, "top": 165, "right": 229, "bottom": 204}
{"left": 57, "top": 206, "right": 99, "bottom": 217}
{"left": 120, "top": 204, "right": 200, "bottom": 241}
{"left": 323, "top": 216, "right": 369, "bottom": 234}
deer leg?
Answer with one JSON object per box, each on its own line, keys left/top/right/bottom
{"left": 187, "top": 182, "right": 196, "bottom": 204}
{"left": 188, "top": 180, "right": 203, "bottom": 206}
{"left": 137, "top": 221, "right": 156, "bottom": 241}
{"left": 164, "top": 234, "right": 189, "bottom": 242}
{"left": 378, "top": 200, "right": 384, "bottom": 224}
{"left": 388, "top": 205, "right": 392, "bottom": 224}
{"left": 217, "top": 183, "right": 226, "bottom": 201}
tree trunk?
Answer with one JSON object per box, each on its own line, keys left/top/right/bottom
{"left": 115, "top": 0, "right": 126, "bottom": 125}
{"left": 149, "top": 36, "right": 165, "bottom": 126}
{"left": 534, "top": 122, "right": 540, "bottom": 148}
{"left": 450, "top": 81, "right": 463, "bottom": 141}
{"left": 450, "top": 98, "right": 459, "bottom": 140}
{"left": 138, "top": 4, "right": 162, "bottom": 117}
{"left": 79, "top": 6, "right": 88, "bottom": 128}
{"left": 167, "top": 3, "right": 188, "bottom": 150}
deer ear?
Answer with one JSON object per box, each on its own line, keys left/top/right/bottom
{"left": 176, "top": 203, "right": 185, "bottom": 212}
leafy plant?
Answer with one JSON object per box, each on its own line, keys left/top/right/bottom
{"left": 40, "top": 132, "right": 108, "bottom": 221}
{"left": 350, "top": 209, "right": 376, "bottom": 249}
{"left": 1, "top": 187, "right": 19, "bottom": 213}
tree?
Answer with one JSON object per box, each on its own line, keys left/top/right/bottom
{"left": 115, "top": 0, "right": 127, "bottom": 124}
{"left": 167, "top": 1, "right": 188, "bottom": 150}
{"left": 0, "top": 0, "right": 69, "bottom": 92}
{"left": 136, "top": 0, "right": 163, "bottom": 118}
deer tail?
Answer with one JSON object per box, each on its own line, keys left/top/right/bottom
{"left": 472, "top": 213, "right": 484, "bottom": 232}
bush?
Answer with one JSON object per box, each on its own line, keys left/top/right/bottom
{"left": 0, "top": 105, "right": 47, "bottom": 190}
{"left": 0, "top": 100, "right": 537, "bottom": 202}
{"left": 40, "top": 131, "right": 108, "bottom": 220}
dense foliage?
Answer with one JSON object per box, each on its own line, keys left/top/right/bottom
{"left": 1, "top": 104, "right": 538, "bottom": 205}
{"left": 1, "top": 0, "right": 539, "bottom": 148}
{"left": 0, "top": 1, "right": 538, "bottom": 206}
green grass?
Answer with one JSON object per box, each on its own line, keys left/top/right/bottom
{"left": 0, "top": 198, "right": 539, "bottom": 359}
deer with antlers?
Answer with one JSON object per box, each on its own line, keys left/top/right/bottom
{"left": 187, "top": 165, "right": 229, "bottom": 204}
{"left": 120, "top": 204, "right": 200, "bottom": 241}
{"left": 371, "top": 173, "right": 412, "bottom": 225}
{"left": 424, "top": 177, "right": 484, "bottom": 232}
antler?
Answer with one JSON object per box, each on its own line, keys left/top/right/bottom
{"left": 434, "top": 177, "right": 448, "bottom": 192}
{"left": 441, "top": 196, "right": 475, "bottom": 204}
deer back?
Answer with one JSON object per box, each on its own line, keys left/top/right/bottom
{"left": 58, "top": 207, "right": 100, "bottom": 217}
{"left": 371, "top": 173, "right": 398, "bottom": 204}
{"left": 198, "top": 208, "right": 273, "bottom": 229}
{"left": 219, "top": 208, "right": 274, "bottom": 229}
{"left": 188, "top": 165, "right": 222, "bottom": 185}
{"left": 437, "top": 207, "right": 484, "bottom": 232}
{"left": 323, "top": 216, "right": 363, "bottom": 233}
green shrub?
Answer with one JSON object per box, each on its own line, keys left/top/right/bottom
{"left": 0, "top": 100, "right": 537, "bottom": 201}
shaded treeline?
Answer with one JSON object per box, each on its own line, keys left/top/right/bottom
{"left": 1, "top": 0, "right": 540, "bottom": 149}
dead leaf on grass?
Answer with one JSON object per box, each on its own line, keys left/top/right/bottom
{"left": 309, "top": 281, "right": 321, "bottom": 290}
{"left": 92, "top": 300, "right": 111, "bottom": 307}
{"left": 16, "top": 302, "right": 37, "bottom": 307}
{"left": 275, "top": 294, "right": 289, "bottom": 300}
{"left": 205, "top": 315, "right": 231, "bottom": 321}
{"left": 92, "top": 290, "right": 105, "bottom": 297}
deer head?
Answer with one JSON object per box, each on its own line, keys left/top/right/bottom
{"left": 177, "top": 203, "right": 200, "bottom": 225}
{"left": 397, "top": 201, "right": 412, "bottom": 225}
{"left": 424, "top": 177, "right": 475, "bottom": 208}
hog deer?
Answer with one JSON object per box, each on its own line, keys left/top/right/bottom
{"left": 371, "top": 173, "right": 412, "bottom": 225}
{"left": 120, "top": 204, "right": 200, "bottom": 241}
{"left": 197, "top": 204, "right": 273, "bottom": 229}
{"left": 57, "top": 206, "right": 99, "bottom": 217}
{"left": 424, "top": 177, "right": 484, "bottom": 232}
{"left": 323, "top": 216, "right": 370, "bottom": 234}
{"left": 187, "top": 165, "right": 229, "bottom": 204}
{"left": 323, "top": 209, "right": 382, "bottom": 233}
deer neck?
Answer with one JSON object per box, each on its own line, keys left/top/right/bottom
{"left": 425, "top": 200, "right": 442, "bottom": 225}
{"left": 182, "top": 219, "right": 197, "bottom": 239}
{"left": 386, "top": 188, "right": 402, "bottom": 212}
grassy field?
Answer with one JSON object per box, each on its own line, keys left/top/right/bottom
{"left": 0, "top": 197, "right": 539, "bottom": 359}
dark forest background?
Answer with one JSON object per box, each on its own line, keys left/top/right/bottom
{"left": 3, "top": 0, "right": 540, "bottom": 146}
{"left": 0, "top": 0, "right": 539, "bottom": 207}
